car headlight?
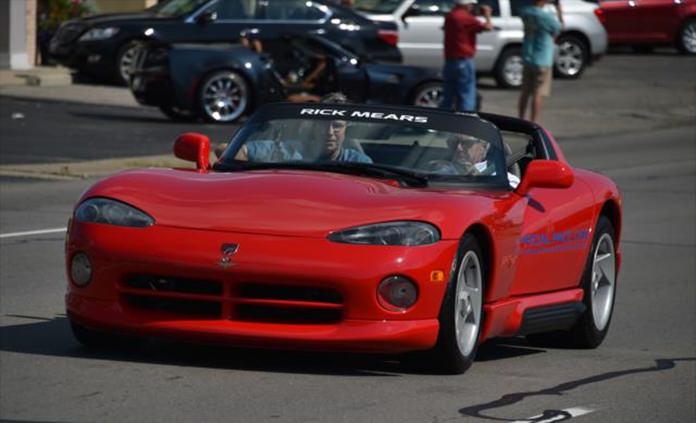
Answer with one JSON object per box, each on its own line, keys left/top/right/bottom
{"left": 328, "top": 221, "right": 440, "bottom": 246}
{"left": 79, "top": 27, "right": 120, "bottom": 41}
{"left": 75, "top": 198, "right": 154, "bottom": 227}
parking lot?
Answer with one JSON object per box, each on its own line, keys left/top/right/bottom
{"left": 1, "top": 51, "right": 695, "bottom": 423}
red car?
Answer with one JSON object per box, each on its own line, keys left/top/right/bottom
{"left": 65, "top": 103, "right": 622, "bottom": 374}
{"left": 598, "top": 0, "right": 696, "bottom": 53}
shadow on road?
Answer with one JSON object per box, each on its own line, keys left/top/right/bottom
{"left": 0, "top": 315, "right": 545, "bottom": 376}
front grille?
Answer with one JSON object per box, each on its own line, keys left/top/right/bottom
{"left": 124, "top": 295, "right": 222, "bottom": 317}
{"left": 119, "top": 276, "right": 344, "bottom": 324}
{"left": 238, "top": 283, "right": 343, "bottom": 304}
{"left": 124, "top": 275, "right": 222, "bottom": 295}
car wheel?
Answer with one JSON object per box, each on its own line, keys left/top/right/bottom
{"left": 494, "top": 47, "right": 524, "bottom": 88}
{"left": 554, "top": 34, "right": 588, "bottom": 79}
{"left": 115, "top": 41, "right": 140, "bottom": 86}
{"left": 429, "top": 234, "right": 485, "bottom": 374}
{"left": 70, "top": 320, "right": 144, "bottom": 348}
{"left": 159, "top": 105, "right": 197, "bottom": 122}
{"left": 677, "top": 19, "right": 696, "bottom": 55}
{"left": 199, "top": 70, "right": 250, "bottom": 123}
{"left": 411, "top": 82, "right": 443, "bottom": 108}
{"left": 527, "top": 215, "right": 617, "bottom": 348}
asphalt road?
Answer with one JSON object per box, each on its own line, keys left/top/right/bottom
{"left": 1, "top": 53, "right": 695, "bottom": 423}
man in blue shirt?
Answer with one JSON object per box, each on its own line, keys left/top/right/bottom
{"left": 517, "top": 0, "right": 562, "bottom": 123}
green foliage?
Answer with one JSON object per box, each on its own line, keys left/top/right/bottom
{"left": 38, "top": 0, "right": 92, "bottom": 32}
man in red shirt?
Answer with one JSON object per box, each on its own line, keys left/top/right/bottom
{"left": 440, "top": 0, "right": 493, "bottom": 112}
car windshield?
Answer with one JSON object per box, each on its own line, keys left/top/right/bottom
{"left": 216, "top": 104, "right": 508, "bottom": 187}
{"left": 153, "top": 0, "right": 210, "bottom": 18}
{"left": 353, "top": 0, "right": 405, "bottom": 14}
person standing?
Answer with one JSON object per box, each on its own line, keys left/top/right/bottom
{"left": 440, "top": 0, "right": 493, "bottom": 113}
{"left": 517, "top": 0, "right": 562, "bottom": 123}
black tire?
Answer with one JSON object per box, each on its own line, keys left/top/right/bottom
{"left": 159, "top": 105, "right": 197, "bottom": 122}
{"left": 428, "top": 234, "right": 486, "bottom": 374}
{"left": 70, "top": 320, "right": 144, "bottom": 348}
{"left": 554, "top": 34, "right": 588, "bottom": 79}
{"left": 528, "top": 215, "right": 617, "bottom": 348}
{"left": 410, "top": 81, "right": 443, "bottom": 108}
{"left": 676, "top": 19, "right": 696, "bottom": 55}
{"left": 493, "top": 46, "right": 524, "bottom": 88}
{"left": 115, "top": 41, "right": 141, "bottom": 86}
{"left": 198, "top": 70, "right": 250, "bottom": 123}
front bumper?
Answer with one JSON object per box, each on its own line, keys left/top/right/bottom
{"left": 66, "top": 222, "right": 457, "bottom": 353}
{"left": 49, "top": 39, "right": 117, "bottom": 78}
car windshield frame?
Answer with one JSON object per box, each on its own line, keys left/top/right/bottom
{"left": 216, "top": 103, "right": 509, "bottom": 188}
{"left": 152, "top": 0, "right": 212, "bottom": 18}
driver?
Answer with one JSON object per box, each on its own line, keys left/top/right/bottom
{"left": 430, "top": 135, "right": 520, "bottom": 187}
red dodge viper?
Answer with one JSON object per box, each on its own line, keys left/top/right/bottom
{"left": 65, "top": 103, "right": 622, "bottom": 374}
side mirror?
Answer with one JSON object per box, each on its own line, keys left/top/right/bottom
{"left": 196, "top": 10, "right": 217, "bottom": 25}
{"left": 515, "top": 160, "right": 574, "bottom": 196}
{"left": 174, "top": 132, "right": 210, "bottom": 172}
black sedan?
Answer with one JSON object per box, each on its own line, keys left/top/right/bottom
{"left": 49, "top": 0, "right": 400, "bottom": 85}
{"left": 130, "top": 34, "right": 444, "bottom": 123}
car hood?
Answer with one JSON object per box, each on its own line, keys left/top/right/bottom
{"left": 75, "top": 12, "right": 175, "bottom": 27}
{"left": 80, "top": 169, "right": 509, "bottom": 239}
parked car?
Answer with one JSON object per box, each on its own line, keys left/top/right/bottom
{"left": 355, "top": 0, "right": 608, "bottom": 87}
{"left": 65, "top": 102, "right": 622, "bottom": 374}
{"left": 598, "top": 0, "right": 696, "bottom": 54}
{"left": 130, "top": 34, "right": 443, "bottom": 123}
{"left": 49, "top": 0, "right": 401, "bottom": 85}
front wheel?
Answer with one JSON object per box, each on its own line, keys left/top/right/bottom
{"left": 198, "top": 70, "right": 250, "bottom": 123}
{"left": 554, "top": 35, "right": 588, "bottom": 79}
{"left": 115, "top": 41, "right": 141, "bottom": 86}
{"left": 429, "top": 234, "right": 485, "bottom": 374}
{"left": 411, "top": 81, "right": 443, "bottom": 108}
{"left": 676, "top": 19, "right": 696, "bottom": 54}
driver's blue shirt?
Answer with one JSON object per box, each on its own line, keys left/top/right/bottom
{"left": 245, "top": 140, "right": 372, "bottom": 164}
{"left": 335, "top": 148, "right": 373, "bottom": 164}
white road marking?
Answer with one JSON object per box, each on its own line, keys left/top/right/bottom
{"left": 0, "top": 227, "right": 67, "bottom": 239}
{"left": 511, "top": 407, "right": 595, "bottom": 423}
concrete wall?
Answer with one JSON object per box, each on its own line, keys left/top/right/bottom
{"left": 0, "top": 0, "right": 10, "bottom": 69}
{"left": 0, "top": 0, "right": 36, "bottom": 69}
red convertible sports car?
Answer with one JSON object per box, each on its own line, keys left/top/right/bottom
{"left": 65, "top": 103, "right": 622, "bottom": 374}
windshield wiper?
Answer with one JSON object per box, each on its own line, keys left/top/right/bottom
{"left": 213, "top": 161, "right": 429, "bottom": 187}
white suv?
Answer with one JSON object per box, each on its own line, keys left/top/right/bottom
{"left": 355, "top": 0, "right": 608, "bottom": 87}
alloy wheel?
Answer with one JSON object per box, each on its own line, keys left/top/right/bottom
{"left": 413, "top": 85, "right": 443, "bottom": 108}
{"left": 454, "top": 250, "right": 483, "bottom": 357}
{"left": 201, "top": 71, "right": 248, "bottom": 123}
{"left": 503, "top": 55, "right": 524, "bottom": 87}
{"left": 118, "top": 44, "right": 140, "bottom": 85}
{"left": 682, "top": 21, "right": 696, "bottom": 54}
{"left": 591, "top": 233, "right": 616, "bottom": 331}
{"left": 556, "top": 40, "right": 584, "bottom": 77}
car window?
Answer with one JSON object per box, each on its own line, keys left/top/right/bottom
{"left": 155, "top": 0, "right": 211, "bottom": 17}
{"left": 211, "top": 0, "right": 257, "bottom": 19}
{"left": 353, "top": 0, "right": 405, "bottom": 14}
{"left": 266, "top": 0, "right": 327, "bottom": 21}
{"left": 412, "top": 0, "right": 452, "bottom": 16}
{"left": 477, "top": 0, "right": 501, "bottom": 17}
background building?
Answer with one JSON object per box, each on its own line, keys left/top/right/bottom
{"left": 1, "top": 0, "right": 157, "bottom": 70}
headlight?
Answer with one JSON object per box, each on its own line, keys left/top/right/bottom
{"left": 75, "top": 198, "right": 154, "bottom": 227}
{"left": 78, "top": 27, "right": 120, "bottom": 41}
{"left": 328, "top": 221, "right": 440, "bottom": 246}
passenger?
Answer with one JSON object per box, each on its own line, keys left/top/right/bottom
{"left": 316, "top": 119, "right": 372, "bottom": 163}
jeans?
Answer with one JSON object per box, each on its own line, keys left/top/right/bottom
{"left": 440, "top": 58, "right": 476, "bottom": 113}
